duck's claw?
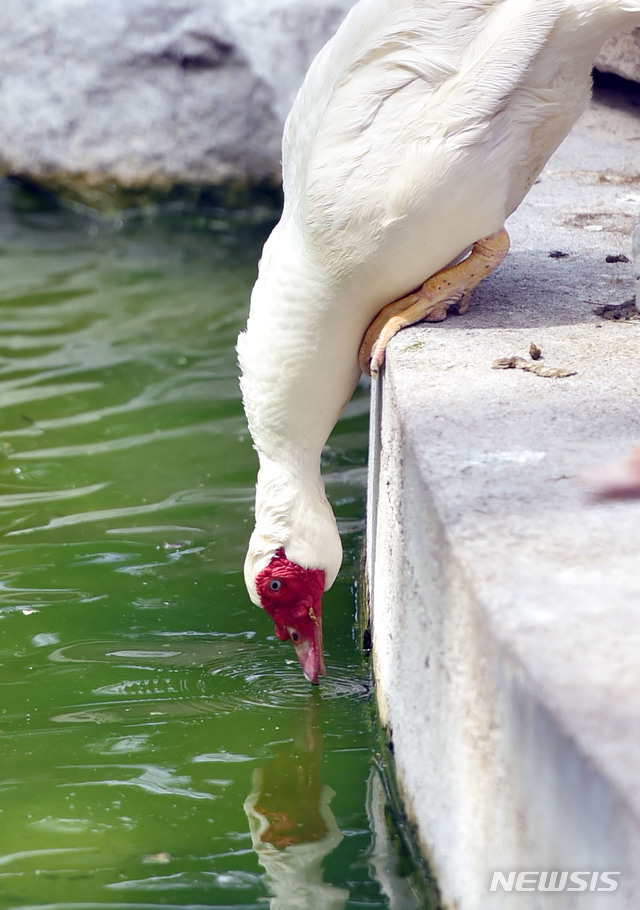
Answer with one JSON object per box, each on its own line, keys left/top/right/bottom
{"left": 358, "top": 229, "right": 510, "bottom": 377}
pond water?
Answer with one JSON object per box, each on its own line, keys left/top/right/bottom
{"left": 0, "top": 182, "right": 433, "bottom": 909}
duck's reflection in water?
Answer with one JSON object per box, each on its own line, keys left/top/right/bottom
{"left": 244, "top": 693, "right": 349, "bottom": 910}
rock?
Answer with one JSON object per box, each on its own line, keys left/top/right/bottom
{"left": 595, "top": 27, "right": 640, "bottom": 84}
{"left": 633, "top": 215, "right": 640, "bottom": 313}
{"left": 2, "top": 2, "right": 635, "bottom": 208}
{"left": 0, "top": 0, "right": 354, "bottom": 207}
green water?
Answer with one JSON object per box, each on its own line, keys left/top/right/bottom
{"left": 0, "top": 182, "right": 428, "bottom": 909}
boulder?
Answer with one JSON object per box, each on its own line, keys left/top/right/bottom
{"left": 596, "top": 27, "right": 640, "bottom": 84}
{"left": 0, "top": 0, "right": 353, "bottom": 206}
{"left": 1, "top": 2, "right": 636, "bottom": 208}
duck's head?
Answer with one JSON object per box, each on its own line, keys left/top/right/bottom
{"left": 244, "top": 460, "right": 342, "bottom": 684}
{"left": 254, "top": 547, "right": 327, "bottom": 684}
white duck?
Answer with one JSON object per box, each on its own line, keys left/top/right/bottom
{"left": 237, "top": 0, "right": 640, "bottom": 683}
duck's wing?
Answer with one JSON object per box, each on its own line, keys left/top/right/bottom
{"left": 280, "top": 0, "right": 570, "bottom": 294}
{"left": 283, "top": 0, "right": 563, "bottom": 198}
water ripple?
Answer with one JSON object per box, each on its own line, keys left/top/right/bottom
{"left": 48, "top": 637, "right": 370, "bottom": 724}
{"left": 0, "top": 482, "right": 107, "bottom": 508}
{"left": 12, "top": 422, "right": 223, "bottom": 460}
{"left": 60, "top": 763, "right": 219, "bottom": 801}
{"left": 0, "top": 381, "right": 102, "bottom": 408}
{"left": 6, "top": 487, "right": 251, "bottom": 536}
{"left": 0, "top": 371, "right": 231, "bottom": 439}
{"left": 0, "top": 847, "right": 96, "bottom": 869}
{"left": 12, "top": 904, "right": 253, "bottom": 910}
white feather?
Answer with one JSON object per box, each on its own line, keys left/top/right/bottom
{"left": 238, "top": 0, "right": 640, "bottom": 599}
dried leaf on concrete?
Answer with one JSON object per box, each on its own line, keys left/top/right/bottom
{"left": 492, "top": 356, "right": 577, "bottom": 378}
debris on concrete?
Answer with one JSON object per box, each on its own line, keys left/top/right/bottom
{"left": 492, "top": 355, "right": 577, "bottom": 378}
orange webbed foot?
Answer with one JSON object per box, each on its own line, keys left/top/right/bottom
{"left": 359, "top": 228, "right": 510, "bottom": 376}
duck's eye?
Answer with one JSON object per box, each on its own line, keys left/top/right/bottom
{"left": 290, "top": 630, "right": 300, "bottom": 643}
{"left": 269, "top": 579, "right": 282, "bottom": 592}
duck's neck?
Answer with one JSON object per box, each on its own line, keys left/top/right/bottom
{"left": 244, "top": 454, "right": 343, "bottom": 604}
{"left": 238, "top": 219, "right": 363, "bottom": 467}
{"left": 239, "top": 221, "right": 352, "bottom": 597}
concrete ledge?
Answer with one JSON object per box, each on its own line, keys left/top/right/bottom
{"left": 366, "top": 82, "right": 640, "bottom": 909}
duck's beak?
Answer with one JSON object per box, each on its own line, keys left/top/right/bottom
{"left": 292, "top": 602, "right": 327, "bottom": 685}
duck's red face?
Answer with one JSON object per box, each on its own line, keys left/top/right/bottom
{"left": 255, "top": 548, "right": 326, "bottom": 684}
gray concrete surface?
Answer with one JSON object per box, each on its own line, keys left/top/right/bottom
{"left": 366, "top": 80, "right": 640, "bottom": 909}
